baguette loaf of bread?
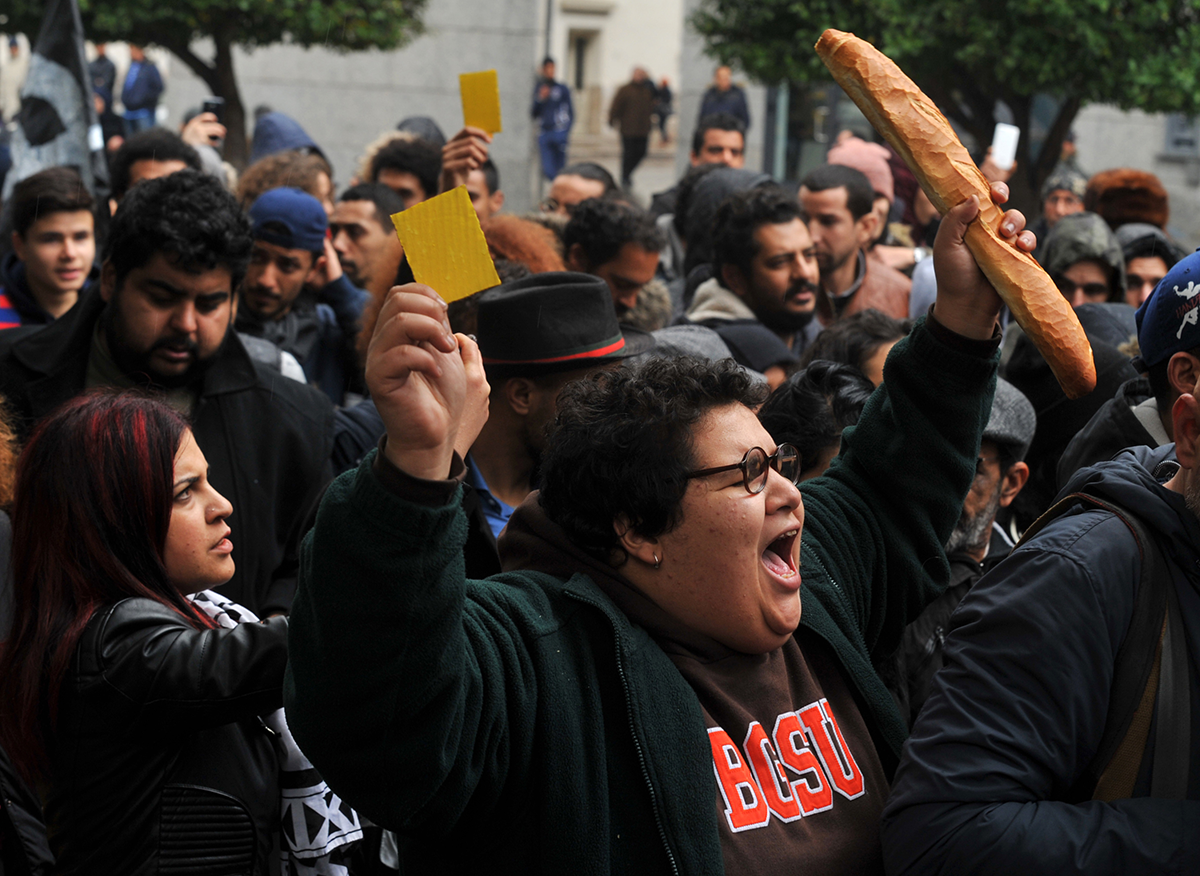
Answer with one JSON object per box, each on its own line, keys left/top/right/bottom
{"left": 816, "top": 28, "right": 1096, "bottom": 399}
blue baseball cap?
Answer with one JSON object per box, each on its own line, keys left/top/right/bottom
{"left": 1133, "top": 247, "right": 1200, "bottom": 371}
{"left": 248, "top": 187, "right": 327, "bottom": 253}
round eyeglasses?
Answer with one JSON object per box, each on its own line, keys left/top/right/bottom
{"left": 685, "top": 444, "right": 801, "bottom": 495}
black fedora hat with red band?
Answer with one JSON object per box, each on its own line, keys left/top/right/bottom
{"left": 477, "top": 272, "right": 654, "bottom": 377}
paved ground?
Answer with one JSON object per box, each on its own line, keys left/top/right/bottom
{"left": 559, "top": 128, "right": 681, "bottom": 209}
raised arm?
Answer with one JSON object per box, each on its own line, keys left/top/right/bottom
{"left": 798, "top": 185, "right": 1033, "bottom": 655}
{"left": 285, "top": 286, "right": 538, "bottom": 832}
{"left": 98, "top": 600, "right": 287, "bottom": 730}
{"left": 440, "top": 126, "right": 493, "bottom": 195}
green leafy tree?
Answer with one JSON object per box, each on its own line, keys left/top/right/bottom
{"left": 5, "top": 0, "right": 427, "bottom": 167}
{"left": 693, "top": 0, "right": 1200, "bottom": 212}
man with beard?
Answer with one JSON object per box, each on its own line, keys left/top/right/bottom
{"left": 235, "top": 187, "right": 369, "bottom": 405}
{"left": 462, "top": 273, "right": 650, "bottom": 577}
{"left": 881, "top": 378, "right": 1034, "bottom": 728}
{"left": 800, "top": 164, "right": 910, "bottom": 324}
{"left": 330, "top": 183, "right": 407, "bottom": 305}
{"left": 686, "top": 185, "right": 823, "bottom": 388}
{"left": 0, "top": 170, "right": 334, "bottom": 616}
{"left": 563, "top": 198, "right": 664, "bottom": 320}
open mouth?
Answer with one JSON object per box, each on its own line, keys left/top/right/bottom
{"left": 158, "top": 345, "right": 193, "bottom": 361}
{"left": 762, "top": 529, "right": 799, "bottom": 580}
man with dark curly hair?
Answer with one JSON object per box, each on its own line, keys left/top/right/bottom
{"left": 0, "top": 170, "right": 333, "bottom": 616}
{"left": 369, "top": 135, "right": 442, "bottom": 210}
{"left": 564, "top": 198, "right": 664, "bottom": 317}
{"left": 686, "top": 184, "right": 823, "bottom": 384}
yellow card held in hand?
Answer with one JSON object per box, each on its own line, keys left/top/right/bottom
{"left": 392, "top": 186, "right": 501, "bottom": 303}
{"left": 459, "top": 69, "right": 502, "bottom": 133}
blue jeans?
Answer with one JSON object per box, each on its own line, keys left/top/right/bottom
{"left": 538, "top": 129, "right": 569, "bottom": 181}
{"left": 124, "top": 109, "right": 157, "bottom": 133}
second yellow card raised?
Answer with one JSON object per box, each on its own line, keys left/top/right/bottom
{"left": 459, "top": 69, "right": 502, "bottom": 134}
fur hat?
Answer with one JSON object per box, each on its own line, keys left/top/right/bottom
{"left": 1085, "top": 168, "right": 1169, "bottom": 230}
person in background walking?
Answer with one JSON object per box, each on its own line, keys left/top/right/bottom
{"left": 608, "top": 67, "right": 655, "bottom": 190}
{"left": 655, "top": 77, "right": 673, "bottom": 144}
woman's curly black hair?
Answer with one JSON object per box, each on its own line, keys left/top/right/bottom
{"left": 538, "top": 356, "right": 766, "bottom": 561}
{"left": 104, "top": 169, "right": 253, "bottom": 291}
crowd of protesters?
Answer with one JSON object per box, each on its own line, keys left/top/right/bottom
{"left": 0, "top": 39, "right": 1196, "bottom": 876}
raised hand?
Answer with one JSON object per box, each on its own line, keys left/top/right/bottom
{"left": 309, "top": 236, "right": 344, "bottom": 288}
{"left": 453, "top": 332, "right": 490, "bottom": 458}
{"left": 180, "top": 111, "right": 226, "bottom": 147}
{"left": 365, "top": 284, "right": 465, "bottom": 479}
{"left": 932, "top": 182, "right": 1036, "bottom": 340}
{"left": 440, "top": 126, "right": 492, "bottom": 194}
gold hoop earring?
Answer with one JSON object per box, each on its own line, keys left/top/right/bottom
{"left": 652, "top": 553, "right": 661, "bottom": 570}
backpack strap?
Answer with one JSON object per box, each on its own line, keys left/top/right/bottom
{"left": 1091, "top": 615, "right": 1164, "bottom": 801}
{"left": 1151, "top": 576, "right": 1191, "bottom": 799}
{"left": 1017, "top": 491, "right": 1188, "bottom": 801}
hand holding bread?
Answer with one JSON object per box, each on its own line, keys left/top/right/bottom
{"left": 816, "top": 28, "right": 1097, "bottom": 398}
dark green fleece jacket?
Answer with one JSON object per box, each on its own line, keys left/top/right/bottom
{"left": 285, "top": 316, "right": 998, "bottom": 874}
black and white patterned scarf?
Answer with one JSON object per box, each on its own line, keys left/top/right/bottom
{"left": 189, "top": 590, "right": 363, "bottom": 875}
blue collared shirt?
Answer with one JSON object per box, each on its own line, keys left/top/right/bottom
{"left": 465, "top": 454, "right": 516, "bottom": 540}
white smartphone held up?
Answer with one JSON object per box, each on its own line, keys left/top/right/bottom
{"left": 990, "top": 123, "right": 1020, "bottom": 172}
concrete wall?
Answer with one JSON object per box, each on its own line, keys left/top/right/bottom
{"left": 548, "top": 0, "right": 683, "bottom": 136}
{"left": 92, "top": 0, "right": 763, "bottom": 212}
{"left": 160, "top": 0, "right": 544, "bottom": 212}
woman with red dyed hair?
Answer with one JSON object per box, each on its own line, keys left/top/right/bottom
{"left": 0, "top": 391, "right": 288, "bottom": 874}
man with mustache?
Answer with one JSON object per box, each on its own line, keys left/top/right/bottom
{"left": 686, "top": 185, "right": 823, "bottom": 388}
{"left": 330, "top": 183, "right": 407, "bottom": 305}
{"left": 0, "top": 170, "right": 334, "bottom": 617}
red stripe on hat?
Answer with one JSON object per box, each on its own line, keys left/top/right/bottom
{"left": 482, "top": 336, "right": 627, "bottom": 365}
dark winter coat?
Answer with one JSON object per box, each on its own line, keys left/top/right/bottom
{"left": 608, "top": 80, "right": 657, "bottom": 138}
{"left": 119, "top": 60, "right": 163, "bottom": 113}
{"left": 883, "top": 445, "right": 1200, "bottom": 875}
{"left": 45, "top": 599, "right": 287, "bottom": 875}
{"left": 1057, "top": 376, "right": 1163, "bottom": 489}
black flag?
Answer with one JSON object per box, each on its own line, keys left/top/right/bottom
{"left": 1, "top": 0, "right": 110, "bottom": 202}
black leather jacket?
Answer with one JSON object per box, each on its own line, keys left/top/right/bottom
{"left": 43, "top": 598, "right": 288, "bottom": 875}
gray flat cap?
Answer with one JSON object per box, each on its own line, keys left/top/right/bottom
{"left": 984, "top": 377, "right": 1037, "bottom": 462}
